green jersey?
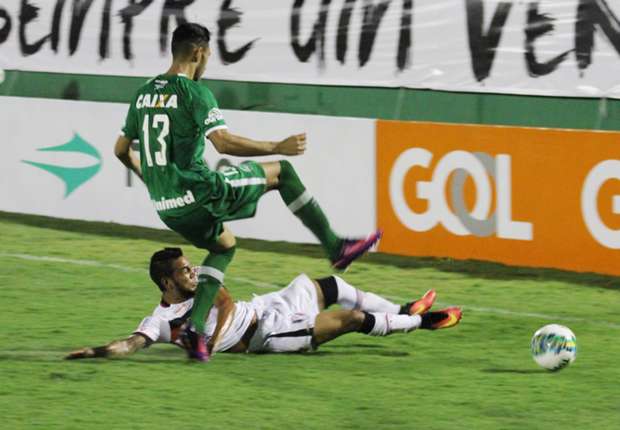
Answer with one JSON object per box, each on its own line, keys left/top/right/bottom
{"left": 121, "top": 74, "right": 227, "bottom": 217}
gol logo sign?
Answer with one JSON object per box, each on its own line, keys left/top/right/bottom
{"left": 582, "top": 160, "right": 620, "bottom": 249}
{"left": 376, "top": 120, "right": 620, "bottom": 276}
{"left": 389, "top": 148, "right": 532, "bottom": 240}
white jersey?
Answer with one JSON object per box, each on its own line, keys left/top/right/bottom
{"left": 134, "top": 296, "right": 256, "bottom": 352}
{"left": 134, "top": 273, "right": 319, "bottom": 354}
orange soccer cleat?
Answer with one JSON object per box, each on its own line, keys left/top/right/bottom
{"left": 420, "top": 307, "right": 462, "bottom": 330}
{"left": 407, "top": 289, "right": 437, "bottom": 315}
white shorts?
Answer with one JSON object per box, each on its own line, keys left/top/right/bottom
{"left": 248, "top": 273, "right": 320, "bottom": 353}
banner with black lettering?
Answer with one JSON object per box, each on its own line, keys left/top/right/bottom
{"left": 1, "top": 0, "right": 619, "bottom": 98}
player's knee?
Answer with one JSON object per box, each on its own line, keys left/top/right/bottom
{"left": 214, "top": 228, "right": 237, "bottom": 250}
{"left": 260, "top": 161, "right": 281, "bottom": 189}
{"left": 206, "top": 240, "right": 236, "bottom": 257}
{"left": 347, "top": 311, "right": 365, "bottom": 331}
{"left": 279, "top": 159, "right": 292, "bottom": 172}
{"left": 278, "top": 159, "right": 296, "bottom": 182}
{"left": 224, "top": 244, "right": 236, "bottom": 258}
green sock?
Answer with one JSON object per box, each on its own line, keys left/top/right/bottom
{"left": 190, "top": 278, "right": 220, "bottom": 334}
{"left": 278, "top": 160, "right": 342, "bottom": 260}
{"left": 189, "top": 246, "right": 236, "bottom": 334}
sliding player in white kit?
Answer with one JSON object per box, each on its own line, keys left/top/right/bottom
{"left": 66, "top": 248, "right": 462, "bottom": 361}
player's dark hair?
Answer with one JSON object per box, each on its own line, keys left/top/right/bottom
{"left": 150, "top": 247, "right": 183, "bottom": 292}
{"left": 171, "top": 23, "right": 211, "bottom": 59}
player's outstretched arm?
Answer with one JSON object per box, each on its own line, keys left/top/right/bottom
{"left": 206, "top": 286, "right": 235, "bottom": 355}
{"left": 209, "top": 129, "right": 306, "bottom": 157}
{"left": 65, "top": 334, "right": 148, "bottom": 360}
{"left": 114, "top": 135, "right": 143, "bottom": 181}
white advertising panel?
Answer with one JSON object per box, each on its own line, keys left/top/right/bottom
{"left": 0, "top": 1, "right": 619, "bottom": 98}
{"left": 0, "top": 96, "right": 375, "bottom": 243}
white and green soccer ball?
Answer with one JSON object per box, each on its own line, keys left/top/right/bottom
{"left": 530, "top": 324, "right": 577, "bottom": 371}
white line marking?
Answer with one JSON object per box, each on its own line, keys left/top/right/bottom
{"left": 3, "top": 252, "right": 619, "bottom": 329}
{"left": 385, "top": 296, "right": 620, "bottom": 328}
{"left": 3, "top": 253, "right": 143, "bottom": 272}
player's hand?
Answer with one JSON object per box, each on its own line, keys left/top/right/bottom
{"left": 65, "top": 347, "right": 95, "bottom": 360}
{"left": 276, "top": 133, "right": 306, "bottom": 156}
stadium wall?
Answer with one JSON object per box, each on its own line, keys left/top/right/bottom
{"left": 0, "top": 96, "right": 375, "bottom": 243}
{"left": 2, "top": 89, "right": 619, "bottom": 276}
{"left": 2, "top": 70, "right": 620, "bottom": 131}
{"left": 2, "top": 0, "right": 619, "bottom": 275}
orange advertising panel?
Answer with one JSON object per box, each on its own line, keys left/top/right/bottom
{"left": 376, "top": 121, "right": 620, "bottom": 276}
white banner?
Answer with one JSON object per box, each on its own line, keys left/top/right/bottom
{"left": 1, "top": 1, "right": 620, "bottom": 98}
{"left": 0, "top": 96, "right": 375, "bottom": 243}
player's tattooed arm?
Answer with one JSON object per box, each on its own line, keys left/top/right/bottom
{"left": 65, "top": 334, "right": 148, "bottom": 360}
{"left": 209, "top": 129, "right": 306, "bottom": 157}
{"left": 114, "top": 135, "right": 143, "bottom": 180}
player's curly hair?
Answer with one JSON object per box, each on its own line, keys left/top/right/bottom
{"left": 149, "top": 247, "right": 183, "bottom": 292}
{"left": 171, "top": 23, "right": 211, "bottom": 59}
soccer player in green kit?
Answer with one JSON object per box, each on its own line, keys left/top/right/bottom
{"left": 114, "top": 23, "right": 381, "bottom": 362}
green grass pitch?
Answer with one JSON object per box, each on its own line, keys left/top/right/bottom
{"left": 1, "top": 211, "right": 619, "bottom": 429}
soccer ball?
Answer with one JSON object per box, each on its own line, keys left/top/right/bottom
{"left": 530, "top": 324, "right": 577, "bottom": 371}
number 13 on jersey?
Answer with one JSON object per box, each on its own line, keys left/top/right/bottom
{"left": 142, "top": 114, "right": 169, "bottom": 167}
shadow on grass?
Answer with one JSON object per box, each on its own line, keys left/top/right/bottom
{"left": 326, "top": 343, "right": 386, "bottom": 349}
{"left": 313, "top": 349, "right": 410, "bottom": 357}
{"left": 0, "top": 344, "right": 408, "bottom": 364}
{"left": 2, "top": 210, "right": 619, "bottom": 289}
{"left": 245, "top": 350, "right": 411, "bottom": 358}
{"left": 482, "top": 368, "right": 547, "bottom": 374}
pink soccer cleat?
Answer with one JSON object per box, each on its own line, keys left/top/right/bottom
{"left": 331, "top": 229, "right": 383, "bottom": 272}
{"left": 180, "top": 326, "right": 210, "bottom": 362}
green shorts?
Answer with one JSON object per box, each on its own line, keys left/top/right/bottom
{"left": 161, "top": 161, "right": 267, "bottom": 249}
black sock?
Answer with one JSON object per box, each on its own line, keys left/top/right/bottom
{"left": 357, "top": 311, "right": 376, "bottom": 334}
{"left": 399, "top": 302, "right": 413, "bottom": 315}
{"left": 421, "top": 311, "right": 445, "bottom": 329}
{"left": 316, "top": 276, "right": 338, "bottom": 308}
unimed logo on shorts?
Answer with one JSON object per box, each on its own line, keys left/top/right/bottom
{"left": 376, "top": 121, "right": 620, "bottom": 276}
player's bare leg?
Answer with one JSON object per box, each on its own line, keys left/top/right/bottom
{"left": 313, "top": 310, "right": 365, "bottom": 346}
{"left": 212, "top": 226, "right": 237, "bottom": 249}
{"left": 183, "top": 227, "right": 236, "bottom": 362}
{"left": 259, "top": 160, "right": 381, "bottom": 271}
{"left": 260, "top": 160, "right": 282, "bottom": 190}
